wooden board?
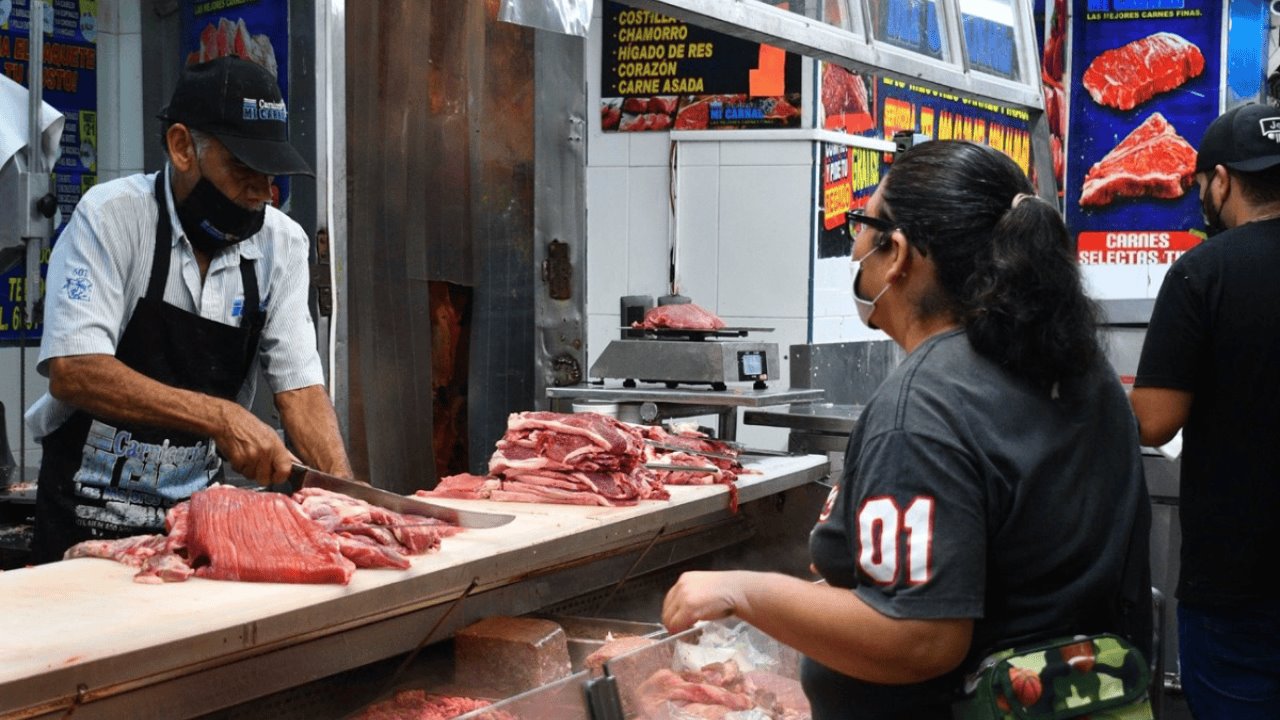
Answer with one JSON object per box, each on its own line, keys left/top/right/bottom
{"left": 0, "top": 455, "right": 827, "bottom": 719}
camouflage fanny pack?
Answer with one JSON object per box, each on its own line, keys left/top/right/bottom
{"left": 954, "top": 634, "right": 1152, "bottom": 720}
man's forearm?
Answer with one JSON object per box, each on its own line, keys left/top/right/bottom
{"left": 48, "top": 354, "right": 232, "bottom": 437}
{"left": 276, "top": 384, "right": 352, "bottom": 477}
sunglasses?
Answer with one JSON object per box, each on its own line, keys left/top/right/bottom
{"left": 846, "top": 210, "right": 895, "bottom": 236}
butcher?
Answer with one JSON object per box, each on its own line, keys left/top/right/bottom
{"left": 24, "top": 56, "right": 351, "bottom": 563}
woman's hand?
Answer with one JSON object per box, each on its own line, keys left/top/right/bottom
{"left": 662, "top": 570, "right": 755, "bottom": 633}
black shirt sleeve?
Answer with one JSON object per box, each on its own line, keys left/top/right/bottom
{"left": 1135, "top": 260, "right": 1206, "bottom": 391}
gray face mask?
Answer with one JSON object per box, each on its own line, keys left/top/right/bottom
{"left": 848, "top": 243, "right": 891, "bottom": 330}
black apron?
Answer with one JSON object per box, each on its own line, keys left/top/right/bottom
{"left": 31, "top": 174, "right": 266, "bottom": 564}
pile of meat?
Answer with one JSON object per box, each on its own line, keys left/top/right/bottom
{"left": 64, "top": 485, "right": 460, "bottom": 584}
{"left": 635, "top": 659, "right": 809, "bottom": 720}
{"left": 1079, "top": 112, "right": 1196, "bottom": 208}
{"left": 633, "top": 303, "right": 726, "bottom": 331}
{"left": 351, "top": 690, "right": 507, "bottom": 720}
{"left": 426, "top": 412, "right": 749, "bottom": 511}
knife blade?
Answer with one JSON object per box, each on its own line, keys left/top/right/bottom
{"left": 289, "top": 464, "right": 514, "bottom": 529}
{"left": 644, "top": 439, "right": 739, "bottom": 462}
{"left": 644, "top": 462, "right": 722, "bottom": 474}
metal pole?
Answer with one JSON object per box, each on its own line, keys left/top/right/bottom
{"left": 19, "top": 0, "right": 50, "bottom": 482}
{"left": 24, "top": 0, "right": 48, "bottom": 325}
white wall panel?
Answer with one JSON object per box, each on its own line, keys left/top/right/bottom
{"left": 625, "top": 165, "right": 673, "bottom": 297}
{"left": 716, "top": 164, "right": 810, "bottom": 319}
{"left": 585, "top": 166, "right": 631, "bottom": 316}
{"left": 673, "top": 164, "right": 718, "bottom": 308}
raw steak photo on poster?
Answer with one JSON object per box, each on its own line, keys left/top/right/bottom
{"left": 1064, "top": 6, "right": 1222, "bottom": 242}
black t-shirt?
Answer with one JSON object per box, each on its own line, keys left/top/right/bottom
{"left": 806, "top": 330, "right": 1149, "bottom": 720}
{"left": 1135, "top": 218, "right": 1280, "bottom": 610}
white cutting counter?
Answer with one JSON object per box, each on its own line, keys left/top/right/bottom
{"left": 0, "top": 454, "right": 828, "bottom": 720}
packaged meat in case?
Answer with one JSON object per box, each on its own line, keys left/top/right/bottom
{"left": 603, "top": 619, "right": 810, "bottom": 719}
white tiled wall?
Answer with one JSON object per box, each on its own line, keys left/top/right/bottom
{"left": 1, "top": 0, "right": 144, "bottom": 469}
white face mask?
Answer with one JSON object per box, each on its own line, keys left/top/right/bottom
{"left": 849, "top": 243, "right": 891, "bottom": 330}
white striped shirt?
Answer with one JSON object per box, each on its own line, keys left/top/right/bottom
{"left": 24, "top": 168, "right": 325, "bottom": 441}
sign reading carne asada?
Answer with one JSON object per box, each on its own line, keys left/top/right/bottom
{"left": 601, "top": 1, "right": 801, "bottom": 132}
{"left": 1065, "top": 1, "right": 1222, "bottom": 268}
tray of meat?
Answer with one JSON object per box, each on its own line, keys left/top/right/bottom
{"left": 604, "top": 619, "right": 810, "bottom": 720}
{"left": 450, "top": 671, "right": 594, "bottom": 720}
{"left": 534, "top": 614, "right": 668, "bottom": 671}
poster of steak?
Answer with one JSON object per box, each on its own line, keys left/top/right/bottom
{"left": 179, "top": 0, "right": 291, "bottom": 208}
{"left": 0, "top": 0, "right": 98, "bottom": 341}
{"left": 601, "top": 1, "right": 801, "bottom": 132}
{"left": 1064, "top": 2, "right": 1222, "bottom": 276}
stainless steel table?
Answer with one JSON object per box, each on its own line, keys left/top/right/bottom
{"left": 546, "top": 383, "right": 824, "bottom": 440}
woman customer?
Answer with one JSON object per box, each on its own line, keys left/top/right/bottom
{"left": 662, "top": 141, "right": 1151, "bottom": 719}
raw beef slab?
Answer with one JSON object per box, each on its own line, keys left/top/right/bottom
{"left": 1083, "top": 32, "right": 1203, "bottom": 111}
{"left": 634, "top": 303, "right": 726, "bottom": 330}
{"left": 186, "top": 485, "right": 356, "bottom": 584}
{"left": 1079, "top": 112, "right": 1196, "bottom": 208}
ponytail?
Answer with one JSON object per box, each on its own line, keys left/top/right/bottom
{"left": 963, "top": 196, "right": 1100, "bottom": 391}
{"left": 881, "top": 141, "right": 1100, "bottom": 392}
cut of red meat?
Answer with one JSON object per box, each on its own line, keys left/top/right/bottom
{"left": 822, "top": 64, "right": 869, "bottom": 118}
{"left": 648, "top": 96, "right": 678, "bottom": 115}
{"left": 602, "top": 104, "right": 622, "bottom": 130}
{"left": 634, "top": 303, "right": 726, "bottom": 330}
{"left": 66, "top": 484, "right": 462, "bottom": 584}
{"left": 63, "top": 534, "right": 171, "bottom": 567}
{"left": 584, "top": 636, "right": 659, "bottom": 670}
{"left": 334, "top": 533, "right": 411, "bottom": 570}
{"left": 1079, "top": 112, "right": 1195, "bottom": 208}
{"left": 186, "top": 486, "right": 356, "bottom": 584}
{"left": 1082, "top": 32, "right": 1204, "bottom": 111}
{"left": 675, "top": 100, "right": 711, "bottom": 130}
{"left": 350, "top": 690, "right": 498, "bottom": 720}
{"left": 636, "top": 669, "right": 755, "bottom": 715}
{"left": 427, "top": 473, "right": 499, "bottom": 500}
{"left": 622, "top": 97, "right": 649, "bottom": 114}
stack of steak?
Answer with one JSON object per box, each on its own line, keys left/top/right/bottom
{"left": 428, "top": 412, "right": 751, "bottom": 510}
{"left": 430, "top": 411, "right": 669, "bottom": 507}
{"left": 65, "top": 484, "right": 461, "bottom": 584}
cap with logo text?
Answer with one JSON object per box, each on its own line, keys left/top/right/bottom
{"left": 1195, "top": 103, "right": 1280, "bottom": 175}
{"left": 158, "top": 56, "right": 313, "bottom": 177}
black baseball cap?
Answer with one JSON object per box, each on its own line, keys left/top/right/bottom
{"left": 158, "top": 56, "right": 313, "bottom": 177}
{"left": 1195, "top": 103, "right": 1280, "bottom": 174}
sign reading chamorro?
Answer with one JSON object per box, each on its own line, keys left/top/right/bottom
{"left": 600, "top": 1, "right": 801, "bottom": 132}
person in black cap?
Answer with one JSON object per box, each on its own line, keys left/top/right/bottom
{"left": 24, "top": 56, "right": 352, "bottom": 563}
{"left": 1132, "top": 103, "right": 1280, "bottom": 719}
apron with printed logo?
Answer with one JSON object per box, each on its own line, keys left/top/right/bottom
{"left": 31, "top": 175, "right": 265, "bottom": 563}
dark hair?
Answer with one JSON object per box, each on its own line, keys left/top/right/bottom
{"left": 1230, "top": 166, "right": 1280, "bottom": 205}
{"left": 880, "top": 140, "right": 1100, "bottom": 391}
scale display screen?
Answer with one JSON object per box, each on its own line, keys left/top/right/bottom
{"left": 738, "top": 350, "right": 767, "bottom": 380}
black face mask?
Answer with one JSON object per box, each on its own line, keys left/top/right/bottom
{"left": 176, "top": 177, "right": 266, "bottom": 255}
{"left": 1201, "top": 190, "right": 1227, "bottom": 238}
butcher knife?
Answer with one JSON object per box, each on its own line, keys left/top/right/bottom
{"left": 289, "top": 464, "right": 515, "bottom": 529}
{"left": 644, "top": 439, "right": 739, "bottom": 462}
